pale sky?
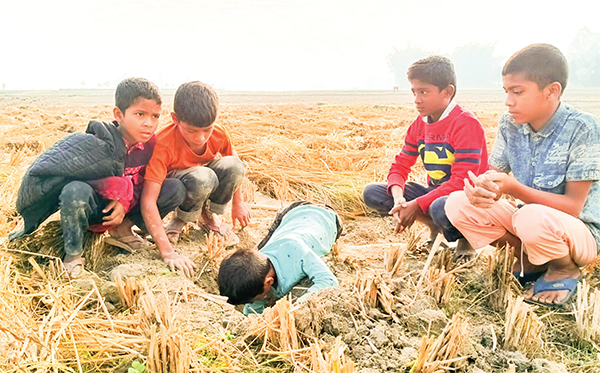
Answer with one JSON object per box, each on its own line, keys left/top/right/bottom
{"left": 1, "top": 0, "right": 599, "bottom": 90}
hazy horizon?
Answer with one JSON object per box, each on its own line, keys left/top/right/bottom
{"left": 3, "top": 0, "right": 600, "bottom": 91}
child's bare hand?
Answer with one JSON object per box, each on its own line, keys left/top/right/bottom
{"left": 162, "top": 251, "right": 197, "bottom": 278}
{"left": 388, "top": 196, "right": 407, "bottom": 217}
{"left": 394, "top": 200, "right": 420, "bottom": 234}
{"left": 388, "top": 197, "right": 407, "bottom": 233}
{"left": 482, "top": 171, "right": 515, "bottom": 194}
{"left": 102, "top": 199, "right": 125, "bottom": 227}
{"left": 464, "top": 173, "right": 497, "bottom": 208}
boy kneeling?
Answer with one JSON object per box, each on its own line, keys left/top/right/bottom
{"left": 218, "top": 202, "right": 341, "bottom": 315}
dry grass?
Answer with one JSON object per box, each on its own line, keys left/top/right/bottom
{"left": 486, "top": 245, "right": 520, "bottom": 312}
{"left": 248, "top": 296, "right": 355, "bottom": 371}
{"left": 204, "top": 231, "right": 226, "bottom": 266}
{"left": 354, "top": 271, "right": 399, "bottom": 322}
{"left": 503, "top": 296, "right": 544, "bottom": 355}
{"left": 383, "top": 243, "right": 408, "bottom": 277}
{"left": 1, "top": 97, "right": 599, "bottom": 372}
{"left": 574, "top": 279, "right": 600, "bottom": 343}
{"left": 423, "top": 267, "right": 456, "bottom": 305}
{"left": 411, "top": 313, "right": 470, "bottom": 373}
{"left": 6, "top": 220, "right": 117, "bottom": 273}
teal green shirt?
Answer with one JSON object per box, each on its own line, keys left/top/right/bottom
{"left": 243, "top": 205, "right": 339, "bottom": 315}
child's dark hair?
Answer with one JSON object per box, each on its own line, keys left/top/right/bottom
{"left": 218, "top": 249, "right": 271, "bottom": 305}
{"left": 407, "top": 55, "right": 456, "bottom": 98}
{"left": 115, "top": 77, "right": 162, "bottom": 113}
{"left": 502, "top": 43, "right": 568, "bottom": 94}
{"left": 174, "top": 81, "right": 219, "bottom": 127}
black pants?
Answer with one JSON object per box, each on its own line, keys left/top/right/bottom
{"left": 362, "top": 181, "right": 463, "bottom": 242}
{"left": 59, "top": 180, "right": 185, "bottom": 256}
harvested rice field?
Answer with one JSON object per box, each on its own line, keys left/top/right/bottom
{"left": 1, "top": 89, "right": 600, "bottom": 373}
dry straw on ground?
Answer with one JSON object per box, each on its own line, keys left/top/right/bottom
{"left": 503, "top": 296, "right": 544, "bottom": 354}
{"left": 355, "top": 271, "right": 399, "bottom": 322}
{"left": 383, "top": 243, "right": 408, "bottom": 277}
{"left": 248, "top": 296, "right": 355, "bottom": 372}
{"left": 574, "top": 279, "right": 600, "bottom": 343}
{"left": 411, "top": 313, "right": 470, "bottom": 373}
{"left": 423, "top": 267, "right": 455, "bottom": 305}
{"left": 487, "top": 245, "right": 520, "bottom": 312}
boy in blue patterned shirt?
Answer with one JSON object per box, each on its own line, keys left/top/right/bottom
{"left": 442, "top": 44, "right": 600, "bottom": 307}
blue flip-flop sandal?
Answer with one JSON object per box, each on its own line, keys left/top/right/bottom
{"left": 526, "top": 276, "right": 580, "bottom": 308}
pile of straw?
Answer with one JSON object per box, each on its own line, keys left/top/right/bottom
{"left": 423, "top": 267, "right": 455, "bottom": 305}
{"left": 0, "top": 256, "right": 149, "bottom": 371}
{"left": 574, "top": 279, "right": 600, "bottom": 343}
{"left": 248, "top": 296, "right": 355, "bottom": 372}
{"left": 411, "top": 313, "right": 470, "bottom": 373}
{"left": 503, "top": 296, "right": 544, "bottom": 354}
{"left": 355, "top": 271, "right": 399, "bottom": 322}
{"left": 487, "top": 245, "right": 520, "bottom": 312}
{"left": 6, "top": 221, "right": 116, "bottom": 273}
{"left": 228, "top": 105, "right": 412, "bottom": 217}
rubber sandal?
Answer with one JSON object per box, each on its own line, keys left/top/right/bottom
{"left": 526, "top": 275, "right": 581, "bottom": 308}
{"left": 104, "top": 235, "right": 153, "bottom": 253}
{"left": 63, "top": 257, "right": 86, "bottom": 278}
{"left": 165, "top": 229, "right": 183, "bottom": 245}
{"left": 199, "top": 222, "right": 240, "bottom": 247}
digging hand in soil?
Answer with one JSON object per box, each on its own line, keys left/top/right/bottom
{"left": 162, "top": 251, "right": 196, "bottom": 278}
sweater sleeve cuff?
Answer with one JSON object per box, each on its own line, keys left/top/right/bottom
{"left": 386, "top": 178, "right": 406, "bottom": 195}
{"left": 416, "top": 195, "right": 433, "bottom": 214}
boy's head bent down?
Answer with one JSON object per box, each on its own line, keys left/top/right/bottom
{"left": 407, "top": 55, "right": 456, "bottom": 122}
{"left": 218, "top": 248, "right": 275, "bottom": 305}
{"left": 113, "top": 77, "right": 162, "bottom": 145}
{"left": 171, "top": 81, "right": 219, "bottom": 152}
{"left": 502, "top": 44, "right": 567, "bottom": 129}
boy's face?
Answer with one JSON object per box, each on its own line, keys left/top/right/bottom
{"left": 502, "top": 73, "right": 561, "bottom": 130}
{"left": 410, "top": 79, "right": 453, "bottom": 122}
{"left": 173, "top": 112, "right": 214, "bottom": 153}
{"left": 114, "top": 98, "right": 161, "bottom": 145}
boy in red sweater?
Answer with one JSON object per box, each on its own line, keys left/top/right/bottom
{"left": 363, "top": 56, "right": 489, "bottom": 259}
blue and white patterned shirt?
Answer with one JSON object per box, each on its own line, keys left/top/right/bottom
{"left": 490, "top": 102, "right": 600, "bottom": 251}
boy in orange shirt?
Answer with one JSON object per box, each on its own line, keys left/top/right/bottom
{"left": 141, "top": 81, "right": 251, "bottom": 276}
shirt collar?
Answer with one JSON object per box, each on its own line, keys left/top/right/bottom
{"left": 128, "top": 141, "right": 145, "bottom": 152}
{"left": 521, "top": 102, "right": 566, "bottom": 138}
{"left": 427, "top": 100, "right": 456, "bottom": 124}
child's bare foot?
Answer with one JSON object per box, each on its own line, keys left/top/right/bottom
{"left": 63, "top": 254, "right": 86, "bottom": 278}
{"left": 106, "top": 218, "right": 153, "bottom": 252}
{"left": 453, "top": 238, "right": 476, "bottom": 262}
{"left": 199, "top": 209, "right": 239, "bottom": 247}
{"left": 165, "top": 217, "right": 187, "bottom": 245}
{"left": 525, "top": 256, "right": 581, "bottom": 306}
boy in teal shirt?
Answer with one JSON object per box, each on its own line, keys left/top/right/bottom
{"left": 218, "top": 202, "right": 341, "bottom": 315}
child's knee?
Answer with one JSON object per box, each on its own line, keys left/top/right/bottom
{"left": 60, "top": 181, "right": 94, "bottom": 205}
{"left": 160, "top": 178, "right": 187, "bottom": 206}
{"left": 362, "top": 183, "right": 379, "bottom": 206}
{"left": 219, "top": 156, "right": 246, "bottom": 180}
{"left": 362, "top": 183, "right": 389, "bottom": 213}
{"left": 512, "top": 204, "right": 558, "bottom": 246}
{"left": 184, "top": 167, "right": 219, "bottom": 196}
{"left": 429, "top": 197, "right": 449, "bottom": 227}
{"left": 444, "top": 191, "right": 470, "bottom": 224}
